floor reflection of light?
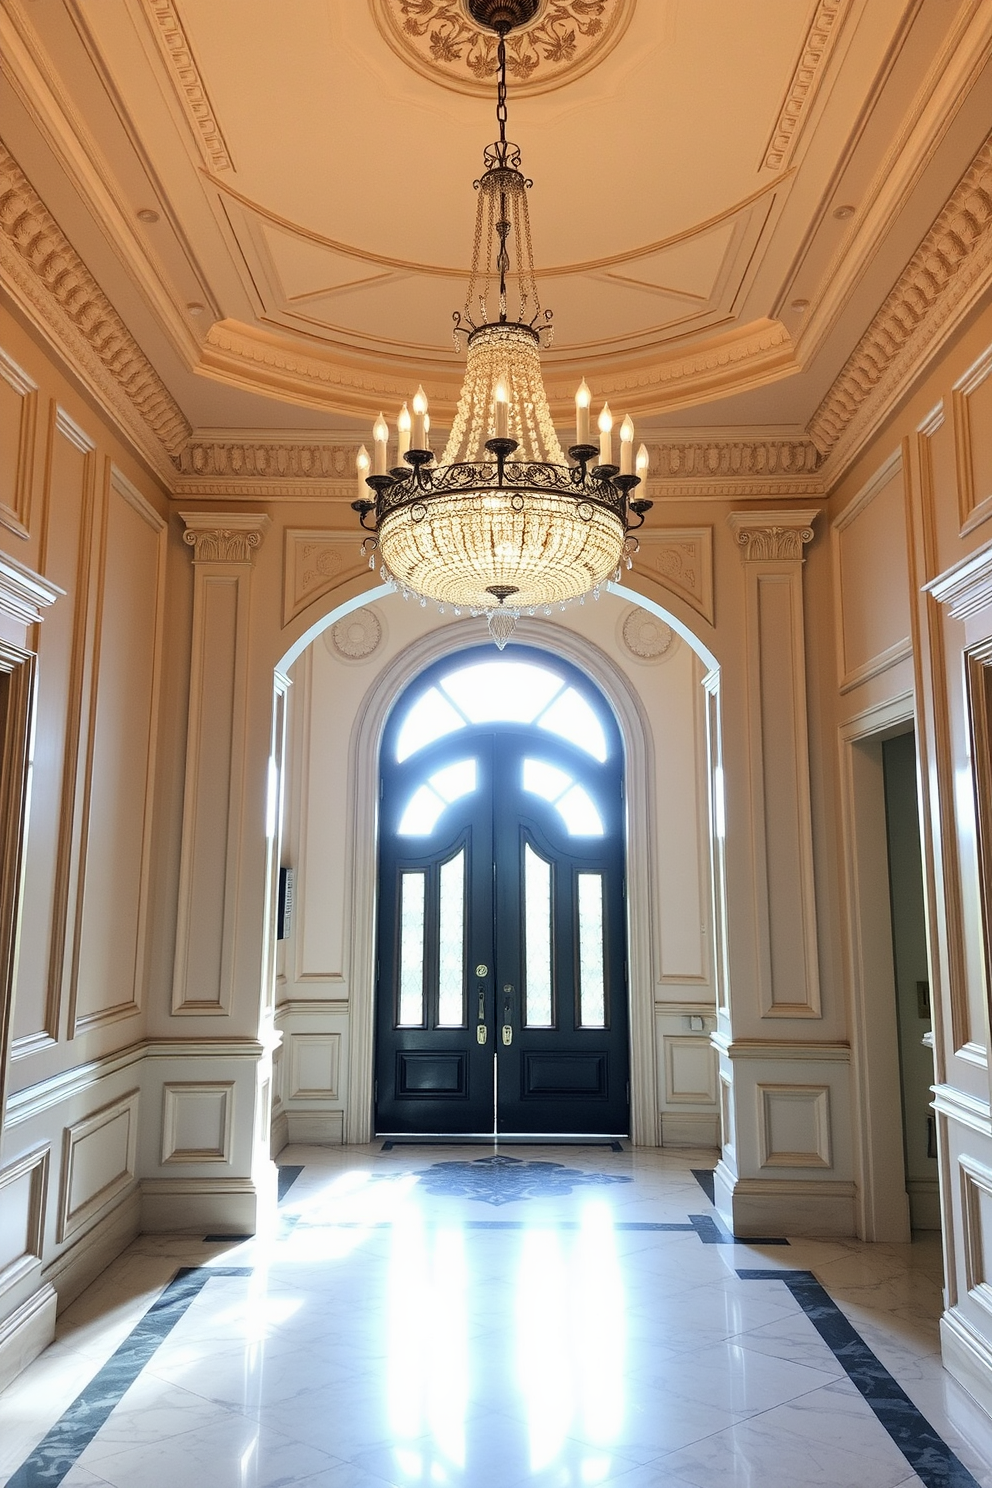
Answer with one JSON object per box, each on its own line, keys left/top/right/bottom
{"left": 515, "top": 1205, "right": 625, "bottom": 1478}
{"left": 238, "top": 1432, "right": 258, "bottom": 1486}
{"left": 387, "top": 1210, "right": 468, "bottom": 1481}
{"left": 285, "top": 1171, "right": 422, "bottom": 1262}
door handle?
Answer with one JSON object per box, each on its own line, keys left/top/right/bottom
{"left": 502, "top": 984, "right": 513, "bottom": 1046}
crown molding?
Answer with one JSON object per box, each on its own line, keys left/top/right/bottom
{"left": 0, "top": 142, "right": 189, "bottom": 479}
{"left": 809, "top": 131, "right": 992, "bottom": 480}
{"left": 761, "top": 0, "right": 850, "bottom": 173}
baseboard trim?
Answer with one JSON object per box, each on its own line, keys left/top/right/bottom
{"left": 941, "top": 1309, "right": 992, "bottom": 1419}
{"left": 660, "top": 1112, "right": 720, "bottom": 1149}
{"left": 285, "top": 1110, "right": 344, "bottom": 1145}
{"left": 43, "top": 1187, "right": 141, "bottom": 1312}
{"left": 714, "top": 1167, "right": 856, "bottom": 1237}
{"left": 0, "top": 1284, "right": 57, "bottom": 1392}
{"left": 140, "top": 1176, "right": 259, "bottom": 1234}
{"left": 907, "top": 1176, "right": 941, "bottom": 1232}
{"left": 270, "top": 1110, "right": 289, "bottom": 1158}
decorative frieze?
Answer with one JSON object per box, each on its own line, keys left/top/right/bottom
{"left": 180, "top": 513, "right": 271, "bottom": 563}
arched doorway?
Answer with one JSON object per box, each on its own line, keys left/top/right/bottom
{"left": 374, "top": 645, "right": 628, "bottom": 1136}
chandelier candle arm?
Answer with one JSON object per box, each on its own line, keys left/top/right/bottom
{"left": 373, "top": 413, "right": 389, "bottom": 476}
{"left": 598, "top": 405, "right": 613, "bottom": 467}
{"left": 412, "top": 386, "right": 428, "bottom": 451}
{"left": 356, "top": 444, "right": 371, "bottom": 499}
{"left": 576, "top": 379, "right": 591, "bottom": 446}
{"left": 396, "top": 403, "right": 411, "bottom": 463}
{"left": 620, "top": 415, "right": 635, "bottom": 475}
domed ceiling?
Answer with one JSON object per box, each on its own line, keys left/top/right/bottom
{"left": 0, "top": 0, "right": 990, "bottom": 445}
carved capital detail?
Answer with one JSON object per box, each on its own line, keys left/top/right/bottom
{"left": 180, "top": 513, "right": 271, "bottom": 563}
{"left": 728, "top": 510, "right": 818, "bottom": 563}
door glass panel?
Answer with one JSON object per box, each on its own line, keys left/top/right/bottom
{"left": 398, "top": 760, "right": 478, "bottom": 835}
{"left": 537, "top": 688, "right": 608, "bottom": 762}
{"left": 557, "top": 785, "right": 604, "bottom": 836}
{"left": 524, "top": 844, "right": 553, "bottom": 1027}
{"left": 523, "top": 758, "right": 571, "bottom": 802}
{"left": 577, "top": 873, "right": 606, "bottom": 1027}
{"left": 438, "top": 850, "right": 466, "bottom": 1027}
{"left": 398, "top": 872, "right": 426, "bottom": 1026}
{"left": 396, "top": 687, "right": 467, "bottom": 762}
{"left": 523, "top": 759, "right": 605, "bottom": 837}
{"left": 440, "top": 662, "right": 564, "bottom": 724}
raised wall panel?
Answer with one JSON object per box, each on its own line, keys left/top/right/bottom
{"left": 655, "top": 646, "right": 709, "bottom": 985}
{"left": 954, "top": 345, "right": 992, "bottom": 536}
{"left": 961, "top": 1156, "right": 992, "bottom": 1318}
{"left": 832, "top": 453, "right": 912, "bottom": 692}
{"left": 0, "top": 346, "right": 37, "bottom": 540}
{"left": 161, "top": 1083, "right": 235, "bottom": 1164}
{"left": 288, "top": 1033, "right": 340, "bottom": 1100}
{"left": 58, "top": 1090, "right": 139, "bottom": 1243}
{"left": 0, "top": 643, "right": 37, "bottom": 1115}
{"left": 663, "top": 1036, "right": 718, "bottom": 1105}
{"left": 0, "top": 1148, "right": 48, "bottom": 1297}
{"left": 758, "top": 1083, "right": 832, "bottom": 1169}
{"left": 71, "top": 470, "right": 165, "bottom": 1033}
{"left": 12, "top": 408, "right": 94, "bottom": 1053}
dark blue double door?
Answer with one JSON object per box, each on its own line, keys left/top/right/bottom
{"left": 374, "top": 726, "right": 629, "bottom": 1135}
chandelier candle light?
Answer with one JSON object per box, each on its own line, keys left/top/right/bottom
{"left": 353, "top": 0, "right": 651, "bottom": 649}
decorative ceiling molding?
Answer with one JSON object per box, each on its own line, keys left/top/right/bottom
{"left": 369, "top": 0, "right": 635, "bottom": 99}
{"left": 143, "top": 0, "right": 234, "bottom": 171}
{"left": 200, "top": 316, "right": 798, "bottom": 421}
{"left": 0, "top": 143, "right": 190, "bottom": 472}
{"left": 761, "top": 0, "right": 848, "bottom": 172}
{"left": 809, "top": 133, "right": 992, "bottom": 474}
{"left": 645, "top": 438, "right": 821, "bottom": 480}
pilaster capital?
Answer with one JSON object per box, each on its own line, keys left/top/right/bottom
{"left": 727, "top": 509, "right": 818, "bottom": 563}
{"left": 179, "top": 512, "right": 271, "bottom": 564}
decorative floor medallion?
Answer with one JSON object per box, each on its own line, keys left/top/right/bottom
{"left": 412, "top": 1152, "right": 633, "bottom": 1204}
{"left": 370, "top": 0, "right": 636, "bottom": 97}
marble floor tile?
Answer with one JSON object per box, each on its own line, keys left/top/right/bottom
{"left": 2, "top": 1144, "right": 990, "bottom": 1488}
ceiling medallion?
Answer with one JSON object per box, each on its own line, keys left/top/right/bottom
{"left": 620, "top": 608, "right": 677, "bottom": 663}
{"left": 369, "top": 0, "right": 636, "bottom": 98}
{"left": 353, "top": 6, "right": 651, "bottom": 649}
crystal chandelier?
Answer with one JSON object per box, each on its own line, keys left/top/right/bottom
{"left": 353, "top": 0, "right": 652, "bottom": 648}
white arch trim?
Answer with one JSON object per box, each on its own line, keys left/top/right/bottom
{"left": 274, "top": 582, "right": 723, "bottom": 1148}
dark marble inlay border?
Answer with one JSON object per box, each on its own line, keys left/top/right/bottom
{"left": 380, "top": 1138, "right": 626, "bottom": 1151}
{"left": 739, "top": 1268, "right": 981, "bottom": 1488}
{"left": 277, "top": 1163, "right": 304, "bottom": 1201}
{"left": 691, "top": 1167, "right": 716, "bottom": 1204}
{"left": 4, "top": 1266, "right": 251, "bottom": 1488}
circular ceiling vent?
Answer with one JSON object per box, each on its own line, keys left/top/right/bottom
{"left": 369, "top": 0, "right": 636, "bottom": 98}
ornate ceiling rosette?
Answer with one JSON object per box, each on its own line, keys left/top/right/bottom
{"left": 369, "top": 0, "right": 636, "bottom": 97}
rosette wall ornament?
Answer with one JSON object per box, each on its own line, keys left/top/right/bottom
{"left": 353, "top": 0, "right": 652, "bottom": 648}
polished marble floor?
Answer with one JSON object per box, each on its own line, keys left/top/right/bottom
{"left": 2, "top": 1144, "right": 992, "bottom": 1488}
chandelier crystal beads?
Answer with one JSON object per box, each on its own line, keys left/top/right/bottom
{"left": 353, "top": 0, "right": 651, "bottom": 647}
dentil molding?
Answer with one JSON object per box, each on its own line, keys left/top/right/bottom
{"left": 180, "top": 512, "right": 271, "bottom": 563}
{"left": 762, "top": 1, "right": 849, "bottom": 172}
{"left": 810, "top": 134, "right": 992, "bottom": 470}
{"left": 0, "top": 144, "right": 190, "bottom": 468}
{"left": 728, "top": 510, "right": 817, "bottom": 562}
{"left": 143, "top": 1, "right": 234, "bottom": 171}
